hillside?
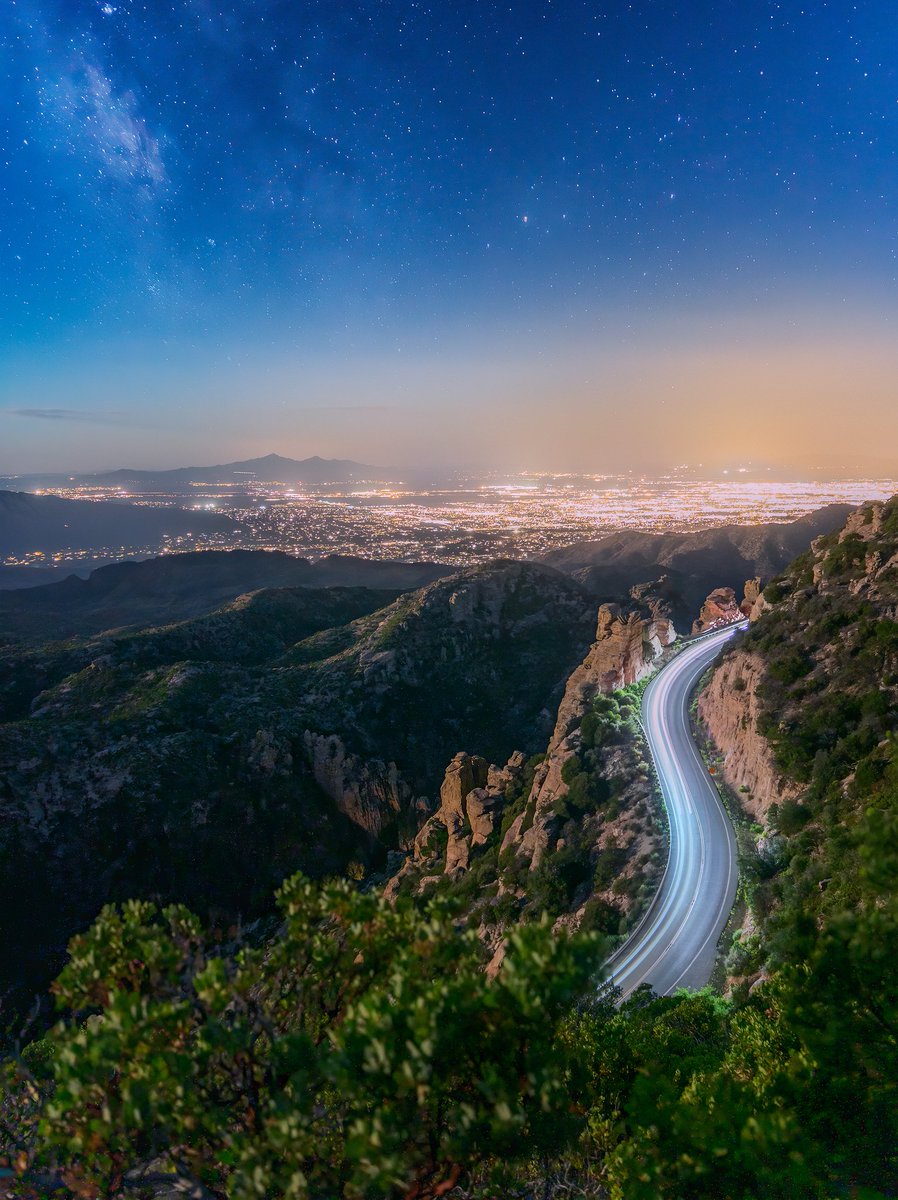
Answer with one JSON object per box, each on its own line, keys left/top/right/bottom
{"left": 0, "top": 560, "right": 596, "bottom": 1011}
{"left": 0, "top": 490, "right": 237, "bottom": 559}
{"left": 383, "top": 595, "right": 676, "bottom": 965}
{"left": 696, "top": 495, "right": 898, "bottom": 1187}
{"left": 0, "top": 548, "right": 451, "bottom": 638}
{"left": 542, "top": 503, "right": 853, "bottom": 628}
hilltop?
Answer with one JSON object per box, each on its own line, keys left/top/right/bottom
{"left": 0, "top": 549, "right": 452, "bottom": 638}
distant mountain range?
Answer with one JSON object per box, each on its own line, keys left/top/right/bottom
{"left": 0, "top": 490, "right": 238, "bottom": 560}
{"left": 0, "top": 454, "right": 391, "bottom": 491}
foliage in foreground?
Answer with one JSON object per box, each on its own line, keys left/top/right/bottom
{"left": 1, "top": 877, "right": 601, "bottom": 1199}
{"left": 2, "top": 855, "right": 897, "bottom": 1199}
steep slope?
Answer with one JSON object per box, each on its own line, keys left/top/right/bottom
{"left": 693, "top": 495, "right": 898, "bottom": 1184}
{"left": 383, "top": 596, "right": 677, "bottom": 965}
{"left": 0, "top": 560, "right": 595, "bottom": 1011}
{"left": 0, "top": 548, "right": 451, "bottom": 638}
{"left": 294, "top": 560, "right": 597, "bottom": 784}
{"left": 700, "top": 498, "right": 898, "bottom": 822}
{"left": 541, "top": 503, "right": 852, "bottom": 628}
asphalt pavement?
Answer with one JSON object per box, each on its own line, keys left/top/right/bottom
{"left": 604, "top": 624, "right": 743, "bottom": 998}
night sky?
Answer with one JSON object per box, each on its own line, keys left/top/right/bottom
{"left": 2, "top": 1, "right": 897, "bottom": 473}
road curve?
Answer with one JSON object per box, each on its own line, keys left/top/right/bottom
{"left": 605, "top": 624, "right": 743, "bottom": 998}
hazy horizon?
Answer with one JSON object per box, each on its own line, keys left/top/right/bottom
{"left": 3, "top": 3, "right": 897, "bottom": 476}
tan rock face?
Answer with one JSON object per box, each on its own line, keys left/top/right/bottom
{"left": 502, "top": 600, "right": 675, "bottom": 869}
{"left": 697, "top": 649, "right": 801, "bottom": 821}
{"left": 466, "top": 788, "right": 503, "bottom": 846}
{"left": 439, "top": 752, "right": 489, "bottom": 820}
{"left": 839, "top": 501, "right": 883, "bottom": 543}
{"left": 692, "top": 587, "right": 743, "bottom": 634}
{"left": 740, "top": 577, "right": 762, "bottom": 617}
{"left": 302, "top": 730, "right": 411, "bottom": 839}
{"left": 748, "top": 591, "right": 772, "bottom": 622}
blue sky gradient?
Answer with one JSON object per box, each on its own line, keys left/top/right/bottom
{"left": 2, "top": 0, "right": 897, "bottom": 472}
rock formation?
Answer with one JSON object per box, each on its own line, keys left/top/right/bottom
{"left": 692, "top": 579, "right": 764, "bottom": 632}
{"left": 740, "top": 577, "right": 762, "bottom": 617}
{"left": 302, "top": 730, "right": 421, "bottom": 841}
{"left": 501, "top": 599, "right": 675, "bottom": 870}
{"left": 384, "top": 750, "right": 525, "bottom": 897}
{"left": 692, "top": 586, "right": 743, "bottom": 634}
{"left": 697, "top": 652, "right": 801, "bottom": 821}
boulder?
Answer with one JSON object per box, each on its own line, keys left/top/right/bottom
{"left": 692, "top": 586, "right": 743, "bottom": 634}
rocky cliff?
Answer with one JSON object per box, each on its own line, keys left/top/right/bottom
{"left": 699, "top": 497, "right": 898, "bottom": 824}
{"left": 302, "top": 731, "right": 429, "bottom": 842}
{"left": 697, "top": 649, "right": 801, "bottom": 820}
{"left": 495, "top": 599, "right": 673, "bottom": 919}
{"left": 692, "top": 578, "right": 762, "bottom": 634}
{"left": 381, "top": 594, "right": 674, "bottom": 958}
{"left": 506, "top": 599, "right": 675, "bottom": 866}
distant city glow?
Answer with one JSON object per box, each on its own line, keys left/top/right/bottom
{"left": 4, "top": 475, "right": 895, "bottom": 573}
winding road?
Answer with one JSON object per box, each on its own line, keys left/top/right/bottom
{"left": 605, "top": 623, "right": 744, "bottom": 998}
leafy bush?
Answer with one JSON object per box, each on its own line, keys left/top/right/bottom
{"left": 6, "top": 876, "right": 602, "bottom": 1199}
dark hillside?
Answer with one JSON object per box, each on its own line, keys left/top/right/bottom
{"left": 542, "top": 503, "right": 853, "bottom": 628}
{"left": 0, "top": 548, "right": 450, "bottom": 638}
{"left": 0, "top": 561, "right": 595, "bottom": 1013}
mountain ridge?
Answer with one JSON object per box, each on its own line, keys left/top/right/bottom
{"left": 0, "top": 549, "right": 453, "bottom": 638}
{"left": 540, "top": 502, "right": 854, "bottom": 627}
{"left": 0, "top": 453, "right": 392, "bottom": 490}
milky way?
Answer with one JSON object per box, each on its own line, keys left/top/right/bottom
{"left": 1, "top": 2, "right": 897, "bottom": 472}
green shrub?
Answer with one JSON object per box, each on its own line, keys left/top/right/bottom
{"left": 10, "top": 877, "right": 602, "bottom": 1199}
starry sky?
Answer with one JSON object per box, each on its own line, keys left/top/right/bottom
{"left": 2, "top": 0, "right": 897, "bottom": 474}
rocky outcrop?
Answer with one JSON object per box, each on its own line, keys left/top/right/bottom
{"left": 502, "top": 600, "right": 675, "bottom": 870}
{"left": 693, "top": 579, "right": 762, "bottom": 632}
{"left": 740, "top": 577, "right": 762, "bottom": 617}
{"left": 384, "top": 750, "right": 525, "bottom": 897}
{"left": 692, "top": 587, "right": 742, "bottom": 634}
{"left": 697, "top": 650, "right": 801, "bottom": 821}
{"left": 839, "top": 501, "right": 883, "bottom": 543}
{"left": 576, "top": 602, "right": 676, "bottom": 698}
{"left": 302, "top": 730, "right": 421, "bottom": 840}
{"left": 437, "top": 751, "right": 488, "bottom": 872}
{"left": 748, "top": 591, "right": 772, "bottom": 622}
{"left": 248, "top": 729, "right": 294, "bottom": 776}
